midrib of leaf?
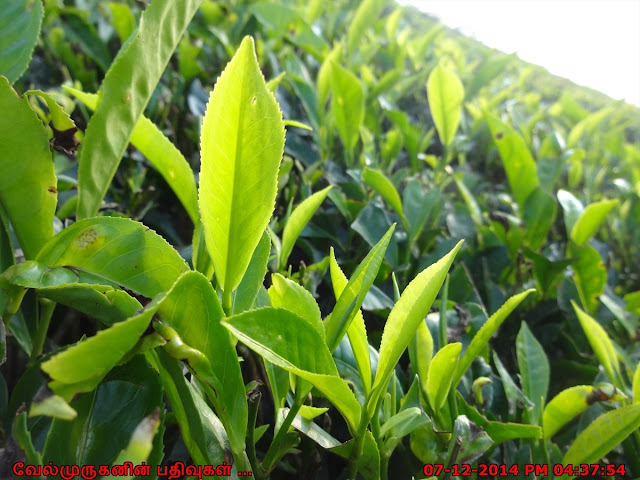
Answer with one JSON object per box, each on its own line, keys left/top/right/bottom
{"left": 224, "top": 68, "right": 249, "bottom": 295}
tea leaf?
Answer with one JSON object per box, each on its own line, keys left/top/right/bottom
{"left": 152, "top": 271, "right": 247, "bottom": 453}
{"left": 426, "top": 342, "right": 461, "bottom": 411}
{"left": 557, "top": 189, "right": 584, "bottom": 235}
{"left": 111, "top": 408, "right": 161, "bottom": 474}
{"left": 362, "top": 167, "right": 405, "bottom": 224}
{"left": 486, "top": 114, "right": 538, "bottom": 209}
{"left": 523, "top": 188, "right": 556, "bottom": 250}
{"left": 108, "top": 2, "right": 136, "bottom": 43}
{"left": 223, "top": 308, "right": 361, "bottom": 432}
{"left": 280, "top": 185, "right": 332, "bottom": 270}
{"left": 370, "top": 241, "right": 461, "bottom": 416}
{"left": 0, "top": 0, "right": 43, "bottom": 84}
{"left": 330, "top": 60, "right": 365, "bottom": 159}
{"left": 543, "top": 385, "right": 623, "bottom": 440}
{"left": 36, "top": 217, "right": 189, "bottom": 298}
{"left": 570, "top": 198, "right": 618, "bottom": 246}
{"left": 76, "top": 0, "right": 200, "bottom": 218}
{"left": 325, "top": 225, "right": 395, "bottom": 353}
{"left": 0, "top": 77, "right": 56, "bottom": 259}
{"left": 516, "top": 321, "right": 549, "bottom": 425}
{"left": 41, "top": 307, "right": 153, "bottom": 400}
{"left": 427, "top": 64, "right": 464, "bottom": 147}
{"left": 3, "top": 261, "right": 141, "bottom": 325}
{"left": 43, "top": 357, "right": 163, "bottom": 470}
{"left": 268, "top": 273, "right": 322, "bottom": 330}
{"left": 454, "top": 289, "right": 535, "bottom": 386}
{"left": 200, "top": 36, "right": 285, "bottom": 300}
{"left": 66, "top": 86, "right": 199, "bottom": 225}
{"left": 634, "top": 361, "right": 640, "bottom": 403}
{"left": 569, "top": 243, "right": 606, "bottom": 313}
{"left": 347, "top": 0, "right": 386, "bottom": 61}
{"left": 562, "top": 403, "right": 640, "bottom": 467}
{"left": 329, "top": 249, "right": 371, "bottom": 395}
{"left": 572, "top": 301, "right": 623, "bottom": 388}
{"left": 233, "top": 230, "right": 271, "bottom": 314}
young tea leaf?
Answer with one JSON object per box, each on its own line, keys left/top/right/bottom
{"left": 325, "top": 225, "right": 395, "bottom": 353}
{"left": 268, "top": 273, "right": 323, "bottom": 331}
{"left": 516, "top": 322, "right": 549, "bottom": 425}
{"left": 199, "top": 36, "right": 285, "bottom": 303}
{"left": 561, "top": 403, "right": 640, "bottom": 467}
{"left": 572, "top": 301, "right": 623, "bottom": 388}
{"left": 370, "top": 241, "right": 462, "bottom": 417}
{"left": 329, "top": 248, "right": 371, "bottom": 395}
{"left": 454, "top": 289, "right": 535, "bottom": 386}
{"left": 426, "top": 64, "right": 464, "bottom": 147}
{"left": 329, "top": 60, "right": 365, "bottom": 162}
{"left": 543, "top": 385, "right": 623, "bottom": 440}
{"left": 76, "top": 0, "right": 201, "bottom": 218}
{"left": 280, "top": 185, "right": 332, "bottom": 270}
{"left": 486, "top": 114, "right": 538, "bottom": 209}
{"left": 426, "top": 342, "right": 462, "bottom": 411}
{"left": 570, "top": 198, "right": 618, "bottom": 246}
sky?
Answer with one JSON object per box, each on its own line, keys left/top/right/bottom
{"left": 398, "top": 0, "right": 640, "bottom": 107}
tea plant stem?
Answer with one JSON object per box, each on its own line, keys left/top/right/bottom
{"left": 260, "top": 385, "right": 305, "bottom": 475}
{"left": 371, "top": 410, "right": 387, "bottom": 480}
{"left": 247, "top": 390, "right": 262, "bottom": 475}
{"left": 222, "top": 288, "right": 233, "bottom": 316}
{"left": 347, "top": 401, "right": 374, "bottom": 480}
{"left": 30, "top": 298, "right": 55, "bottom": 364}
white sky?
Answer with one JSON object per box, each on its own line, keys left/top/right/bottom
{"left": 398, "top": 0, "right": 640, "bottom": 106}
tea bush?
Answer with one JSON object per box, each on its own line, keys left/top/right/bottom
{"left": 1, "top": 0, "right": 639, "bottom": 479}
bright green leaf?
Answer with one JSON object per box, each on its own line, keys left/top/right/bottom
{"left": 426, "top": 342, "right": 461, "bottom": 411}
{"left": 330, "top": 60, "right": 365, "bottom": 159}
{"left": 329, "top": 248, "right": 371, "bottom": 395}
{"left": 569, "top": 243, "right": 607, "bottom": 313}
{"left": 427, "top": 64, "right": 464, "bottom": 147}
{"left": 486, "top": 114, "right": 538, "bottom": 209}
{"left": 268, "top": 274, "right": 322, "bottom": 333}
{"left": 557, "top": 189, "right": 584, "bottom": 235}
{"left": 561, "top": 403, "right": 640, "bottom": 468}
{"left": 572, "top": 301, "right": 623, "bottom": 388}
{"left": 200, "top": 36, "right": 285, "bottom": 299}
{"left": 523, "top": 187, "right": 556, "bottom": 250}
{"left": 65, "top": 87, "right": 199, "bottom": 224}
{"left": 280, "top": 186, "right": 332, "bottom": 270}
{"left": 371, "top": 241, "right": 462, "bottom": 417}
{"left": 570, "top": 198, "right": 618, "bottom": 246}
{"left": 0, "top": 76, "right": 56, "bottom": 260}
{"left": 454, "top": 290, "right": 535, "bottom": 386}
{"left": 223, "top": 308, "right": 361, "bottom": 432}
{"left": 76, "top": 0, "right": 200, "bottom": 218}
{"left": 516, "top": 322, "right": 549, "bottom": 425}
{"left": 108, "top": 2, "right": 136, "bottom": 43}
{"left": 346, "top": 0, "right": 386, "bottom": 61}
{"left": 325, "top": 225, "right": 395, "bottom": 353}
{"left": 362, "top": 167, "right": 405, "bottom": 224}
{"left": 233, "top": 230, "right": 271, "bottom": 314}
{"left": 543, "top": 385, "right": 623, "bottom": 440}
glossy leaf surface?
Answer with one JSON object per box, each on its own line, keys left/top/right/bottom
{"left": 0, "top": 76, "right": 56, "bottom": 259}
{"left": 371, "top": 241, "right": 461, "bottom": 415}
{"left": 426, "top": 342, "right": 461, "bottom": 411}
{"left": 200, "top": 36, "right": 285, "bottom": 295}
{"left": 76, "top": 0, "right": 200, "bottom": 218}
{"left": 36, "top": 217, "right": 189, "bottom": 298}
{"left": 516, "top": 322, "right": 549, "bottom": 424}
{"left": 280, "top": 186, "right": 331, "bottom": 270}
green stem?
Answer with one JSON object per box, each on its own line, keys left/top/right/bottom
{"left": 222, "top": 288, "right": 233, "bottom": 316}
{"left": 441, "top": 436, "right": 462, "bottom": 480}
{"left": 260, "top": 386, "right": 305, "bottom": 474}
{"left": 246, "top": 390, "right": 262, "bottom": 476}
{"left": 30, "top": 298, "right": 55, "bottom": 364}
{"left": 346, "top": 415, "right": 370, "bottom": 480}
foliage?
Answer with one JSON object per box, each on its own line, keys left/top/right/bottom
{"left": 0, "top": 0, "right": 639, "bottom": 478}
